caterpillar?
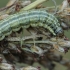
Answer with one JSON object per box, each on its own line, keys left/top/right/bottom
{"left": 0, "top": 10, "right": 63, "bottom": 40}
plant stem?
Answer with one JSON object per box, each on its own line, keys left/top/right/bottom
{"left": 20, "top": 0, "right": 48, "bottom": 11}
{"left": 25, "top": 40, "right": 56, "bottom": 45}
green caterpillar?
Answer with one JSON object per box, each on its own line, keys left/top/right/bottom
{"left": 0, "top": 10, "right": 63, "bottom": 40}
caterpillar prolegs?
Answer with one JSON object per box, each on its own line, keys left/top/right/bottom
{"left": 0, "top": 10, "right": 63, "bottom": 40}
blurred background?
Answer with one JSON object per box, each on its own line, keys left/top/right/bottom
{"left": 0, "top": 0, "right": 70, "bottom": 70}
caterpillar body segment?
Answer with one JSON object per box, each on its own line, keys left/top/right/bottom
{"left": 0, "top": 10, "right": 63, "bottom": 40}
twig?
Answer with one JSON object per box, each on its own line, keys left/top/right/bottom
{"left": 6, "top": 0, "right": 31, "bottom": 14}
{"left": 25, "top": 40, "right": 70, "bottom": 47}
{"left": 0, "top": 0, "right": 17, "bottom": 11}
{"left": 0, "top": 0, "right": 32, "bottom": 20}
{"left": 7, "top": 35, "right": 70, "bottom": 48}
{"left": 6, "top": 0, "right": 18, "bottom": 7}
{"left": 25, "top": 40, "right": 56, "bottom": 44}
{"left": 20, "top": 0, "right": 48, "bottom": 11}
{"left": 7, "top": 34, "right": 43, "bottom": 41}
{"left": 51, "top": 0, "right": 58, "bottom": 14}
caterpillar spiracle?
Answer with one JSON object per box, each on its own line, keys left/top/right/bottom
{"left": 0, "top": 10, "right": 63, "bottom": 40}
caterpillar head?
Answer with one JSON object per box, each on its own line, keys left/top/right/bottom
{"left": 55, "top": 27, "right": 64, "bottom": 37}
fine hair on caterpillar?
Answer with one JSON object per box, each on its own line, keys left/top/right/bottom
{"left": 0, "top": 10, "right": 64, "bottom": 40}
